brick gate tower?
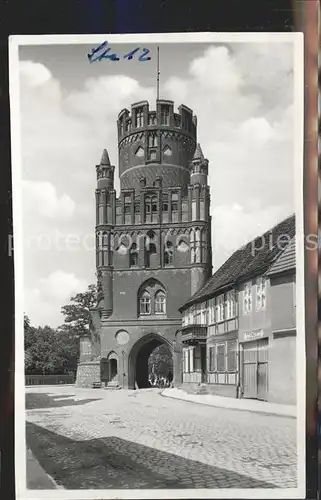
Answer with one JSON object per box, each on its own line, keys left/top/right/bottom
{"left": 76, "top": 99, "right": 212, "bottom": 389}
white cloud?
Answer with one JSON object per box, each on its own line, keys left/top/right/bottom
{"left": 20, "top": 61, "right": 52, "bottom": 87}
{"left": 25, "top": 271, "right": 87, "bottom": 327}
{"left": 23, "top": 180, "right": 75, "bottom": 219}
{"left": 189, "top": 46, "right": 241, "bottom": 92}
{"left": 65, "top": 75, "right": 154, "bottom": 119}
{"left": 238, "top": 117, "right": 275, "bottom": 145}
{"left": 39, "top": 270, "right": 87, "bottom": 301}
{"left": 212, "top": 203, "right": 290, "bottom": 269}
{"left": 19, "top": 42, "right": 294, "bottom": 326}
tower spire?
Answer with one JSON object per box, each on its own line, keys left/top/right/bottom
{"left": 100, "top": 148, "right": 111, "bottom": 166}
{"left": 193, "top": 143, "right": 205, "bottom": 161}
{"left": 156, "top": 46, "right": 160, "bottom": 100}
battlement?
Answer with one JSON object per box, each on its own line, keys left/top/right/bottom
{"left": 117, "top": 99, "right": 197, "bottom": 142}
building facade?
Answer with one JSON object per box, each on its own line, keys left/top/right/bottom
{"left": 179, "top": 215, "right": 296, "bottom": 405}
{"left": 76, "top": 99, "right": 212, "bottom": 389}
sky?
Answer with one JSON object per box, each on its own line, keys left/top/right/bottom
{"left": 18, "top": 39, "right": 295, "bottom": 328}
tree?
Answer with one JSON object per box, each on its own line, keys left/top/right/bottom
{"left": 24, "top": 314, "right": 36, "bottom": 372}
{"left": 24, "top": 322, "right": 60, "bottom": 374}
{"left": 148, "top": 344, "right": 173, "bottom": 378}
{"left": 24, "top": 321, "right": 80, "bottom": 375}
{"left": 59, "top": 284, "right": 97, "bottom": 339}
{"left": 24, "top": 285, "right": 98, "bottom": 375}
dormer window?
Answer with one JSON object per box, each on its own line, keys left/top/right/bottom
{"left": 161, "top": 105, "right": 170, "bottom": 125}
{"left": 135, "top": 107, "right": 144, "bottom": 128}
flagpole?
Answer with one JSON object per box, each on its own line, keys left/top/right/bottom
{"left": 156, "top": 46, "right": 160, "bottom": 100}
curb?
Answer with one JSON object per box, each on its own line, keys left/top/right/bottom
{"left": 160, "top": 391, "right": 297, "bottom": 419}
{"left": 27, "top": 449, "right": 64, "bottom": 489}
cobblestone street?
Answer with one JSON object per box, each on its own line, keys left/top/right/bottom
{"left": 25, "top": 386, "right": 297, "bottom": 490}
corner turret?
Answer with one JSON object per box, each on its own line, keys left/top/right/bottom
{"left": 190, "top": 143, "right": 208, "bottom": 186}
{"left": 96, "top": 149, "right": 115, "bottom": 190}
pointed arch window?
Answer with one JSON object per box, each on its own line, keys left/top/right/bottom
{"left": 145, "top": 231, "right": 157, "bottom": 267}
{"left": 164, "top": 241, "right": 174, "bottom": 266}
{"left": 140, "top": 291, "right": 151, "bottom": 315}
{"left": 155, "top": 290, "right": 166, "bottom": 314}
{"left": 146, "top": 242, "right": 156, "bottom": 267}
{"left": 163, "top": 145, "right": 172, "bottom": 157}
{"left": 129, "top": 243, "right": 138, "bottom": 267}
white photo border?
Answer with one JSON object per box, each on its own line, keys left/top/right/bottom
{"left": 9, "top": 31, "right": 305, "bottom": 500}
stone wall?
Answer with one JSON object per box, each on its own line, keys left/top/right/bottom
{"left": 75, "top": 360, "right": 101, "bottom": 388}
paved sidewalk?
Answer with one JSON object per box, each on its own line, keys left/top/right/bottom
{"left": 162, "top": 388, "right": 296, "bottom": 418}
{"left": 26, "top": 448, "right": 61, "bottom": 489}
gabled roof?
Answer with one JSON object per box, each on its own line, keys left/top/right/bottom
{"left": 180, "top": 214, "right": 295, "bottom": 311}
{"left": 266, "top": 236, "right": 296, "bottom": 276}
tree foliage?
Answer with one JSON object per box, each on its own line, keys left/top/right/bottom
{"left": 24, "top": 284, "right": 97, "bottom": 375}
{"left": 59, "top": 284, "right": 97, "bottom": 339}
{"left": 24, "top": 322, "right": 77, "bottom": 375}
{"left": 148, "top": 344, "right": 173, "bottom": 377}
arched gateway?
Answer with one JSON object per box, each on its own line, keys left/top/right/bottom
{"left": 128, "top": 333, "right": 172, "bottom": 389}
{"left": 76, "top": 98, "right": 212, "bottom": 389}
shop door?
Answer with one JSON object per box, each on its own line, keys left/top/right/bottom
{"left": 257, "top": 339, "right": 268, "bottom": 400}
{"left": 242, "top": 338, "right": 268, "bottom": 400}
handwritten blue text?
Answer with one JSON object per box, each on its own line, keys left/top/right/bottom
{"left": 87, "top": 42, "right": 151, "bottom": 63}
